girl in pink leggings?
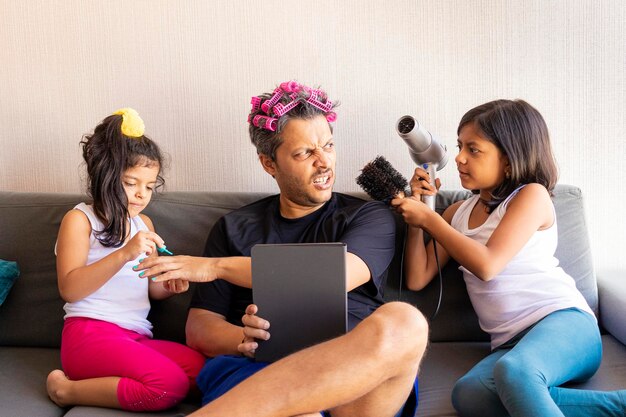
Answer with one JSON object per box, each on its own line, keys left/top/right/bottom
{"left": 46, "top": 109, "right": 205, "bottom": 411}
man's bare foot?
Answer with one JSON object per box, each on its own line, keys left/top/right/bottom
{"left": 47, "top": 369, "right": 70, "bottom": 407}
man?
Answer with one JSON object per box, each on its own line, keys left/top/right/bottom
{"left": 139, "top": 81, "right": 428, "bottom": 417}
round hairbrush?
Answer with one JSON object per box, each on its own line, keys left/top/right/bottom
{"left": 356, "top": 156, "right": 409, "bottom": 203}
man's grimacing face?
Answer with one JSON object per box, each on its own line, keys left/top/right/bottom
{"left": 259, "top": 115, "right": 336, "bottom": 216}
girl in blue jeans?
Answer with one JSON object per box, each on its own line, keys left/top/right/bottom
{"left": 392, "top": 99, "right": 625, "bottom": 417}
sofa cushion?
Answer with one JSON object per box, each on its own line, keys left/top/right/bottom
{"left": 416, "top": 342, "right": 491, "bottom": 416}
{"left": 598, "top": 270, "right": 626, "bottom": 345}
{"left": 63, "top": 404, "right": 196, "bottom": 417}
{"left": 0, "top": 347, "right": 64, "bottom": 417}
{"left": 0, "top": 345, "right": 198, "bottom": 417}
{"left": 416, "top": 334, "right": 626, "bottom": 417}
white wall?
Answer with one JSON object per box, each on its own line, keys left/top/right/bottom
{"left": 1, "top": 0, "right": 624, "bottom": 275}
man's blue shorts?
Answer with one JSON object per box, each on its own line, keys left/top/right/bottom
{"left": 197, "top": 355, "right": 418, "bottom": 417}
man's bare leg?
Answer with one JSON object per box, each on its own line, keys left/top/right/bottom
{"left": 188, "top": 302, "right": 428, "bottom": 417}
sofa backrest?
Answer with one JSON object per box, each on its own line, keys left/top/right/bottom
{"left": 0, "top": 191, "right": 268, "bottom": 347}
{"left": 0, "top": 184, "right": 596, "bottom": 347}
{"left": 1, "top": 192, "right": 85, "bottom": 347}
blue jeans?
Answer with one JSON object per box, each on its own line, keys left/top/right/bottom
{"left": 452, "top": 308, "right": 625, "bottom": 417}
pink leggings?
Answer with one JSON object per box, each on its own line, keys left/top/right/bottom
{"left": 61, "top": 317, "right": 206, "bottom": 411}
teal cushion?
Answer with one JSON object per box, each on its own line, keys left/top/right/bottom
{"left": 0, "top": 260, "right": 20, "bottom": 305}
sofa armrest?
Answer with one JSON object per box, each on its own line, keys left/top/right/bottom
{"left": 597, "top": 269, "right": 626, "bottom": 345}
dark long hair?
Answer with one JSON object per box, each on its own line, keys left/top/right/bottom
{"left": 458, "top": 99, "right": 558, "bottom": 212}
{"left": 81, "top": 114, "right": 164, "bottom": 247}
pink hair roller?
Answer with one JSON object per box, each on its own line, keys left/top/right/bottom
{"left": 280, "top": 81, "right": 300, "bottom": 93}
{"left": 250, "top": 96, "right": 262, "bottom": 112}
{"left": 273, "top": 93, "right": 300, "bottom": 117}
{"left": 253, "top": 115, "right": 278, "bottom": 131}
{"left": 311, "top": 89, "right": 328, "bottom": 101}
{"left": 306, "top": 93, "right": 333, "bottom": 113}
{"left": 273, "top": 100, "right": 300, "bottom": 117}
{"left": 326, "top": 112, "right": 337, "bottom": 123}
{"left": 261, "top": 88, "right": 284, "bottom": 114}
{"left": 302, "top": 85, "right": 312, "bottom": 95}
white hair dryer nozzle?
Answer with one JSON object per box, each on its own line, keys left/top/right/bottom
{"left": 396, "top": 115, "right": 448, "bottom": 210}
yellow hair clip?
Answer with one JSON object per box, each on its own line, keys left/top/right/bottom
{"left": 113, "top": 108, "right": 145, "bottom": 138}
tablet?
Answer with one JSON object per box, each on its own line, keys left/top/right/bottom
{"left": 251, "top": 243, "right": 347, "bottom": 362}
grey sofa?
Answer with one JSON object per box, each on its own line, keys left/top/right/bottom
{"left": 0, "top": 185, "right": 624, "bottom": 417}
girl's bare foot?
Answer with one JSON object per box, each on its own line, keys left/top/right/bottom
{"left": 47, "top": 369, "right": 70, "bottom": 407}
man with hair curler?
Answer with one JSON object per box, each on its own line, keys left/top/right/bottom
{"left": 136, "top": 80, "right": 428, "bottom": 417}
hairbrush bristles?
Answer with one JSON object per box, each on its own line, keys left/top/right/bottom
{"left": 356, "top": 156, "right": 409, "bottom": 203}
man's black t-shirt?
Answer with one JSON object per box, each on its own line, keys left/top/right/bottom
{"left": 189, "top": 192, "right": 396, "bottom": 330}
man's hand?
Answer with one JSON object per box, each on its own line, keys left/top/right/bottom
{"left": 135, "top": 255, "right": 218, "bottom": 283}
{"left": 238, "top": 304, "right": 271, "bottom": 358}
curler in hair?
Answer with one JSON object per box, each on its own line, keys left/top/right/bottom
{"left": 261, "top": 88, "right": 284, "bottom": 114}
{"left": 306, "top": 91, "right": 333, "bottom": 113}
{"left": 251, "top": 96, "right": 262, "bottom": 112}
{"left": 273, "top": 96, "right": 301, "bottom": 117}
{"left": 280, "top": 80, "right": 300, "bottom": 93}
{"left": 253, "top": 115, "right": 278, "bottom": 132}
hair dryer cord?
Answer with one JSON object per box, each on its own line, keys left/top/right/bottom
{"left": 399, "top": 225, "right": 443, "bottom": 322}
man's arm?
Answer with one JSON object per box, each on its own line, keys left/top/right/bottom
{"left": 187, "top": 305, "right": 271, "bottom": 358}
{"left": 341, "top": 201, "right": 397, "bottom": 292}
{"left": 144, "top": 251, "right": 369, "bottom": 292}
{"left": 137, "top": 255, "right": 252, "bottom": 287}
{"left": 346, "top": 252, "right": 371, "bottom": 290}
{"left": 186, "top": 308, "right": 244, "bottom": 357}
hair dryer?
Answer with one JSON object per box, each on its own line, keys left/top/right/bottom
{"left": 396, "top": 116, "right": 448, "bottom": 210}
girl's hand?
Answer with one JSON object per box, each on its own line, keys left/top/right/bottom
{"left": 410, "top": 167, "right": 441, "bottom": 197}
{"left": 121, "top": 231, "right": 165, "bottom": 262}
{"left": 161, "top": 278, "right": 189, "bottom": 294}
{"left": 391, "top": 196, "right": 432, "bottom": 228}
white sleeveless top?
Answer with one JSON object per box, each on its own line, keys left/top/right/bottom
{"left": 62, "top": 203, "right": 153, "bottom": 337}
{"left": 451, "top": 186, "right": 594, "bottom": 349}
